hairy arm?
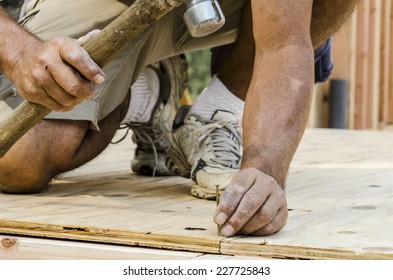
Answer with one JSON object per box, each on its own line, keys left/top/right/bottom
{"left": 215, "top": 0, "right": 314, "bottom": 236}
{"left": 0, "top": 7, "right": 37, "bottom": 76}
{"left": 0, "top": 7, "right": 104, "bottom": 111}
{"left": 244, "top": 0, "right": 314, "bottom": 186}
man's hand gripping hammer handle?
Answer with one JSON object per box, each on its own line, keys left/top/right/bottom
{"left": 0, "top": 0, "right": 180, "bottom": 158}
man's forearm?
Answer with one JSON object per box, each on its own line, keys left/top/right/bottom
{"left": 241, "top": 44, "right": 314, "bottom": 188}
{"left": 0, "top": 7, "right": 40, "bottom": 77}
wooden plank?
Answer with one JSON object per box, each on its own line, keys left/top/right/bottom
{"left": 309, "top": 13, "right": 354, "bottom": 129}
{"left": 354, "top": 0, "right": 371, "bottom": 129}
{"left": 308, "top": 83, "right": 327, "bottom": 128}
{"left": 0, "top": 234, "right": 266, "bottom": 260}
{"left": 378, "top": 0, "right": 391, "bottom": 128}
{"left": 0, "top": 235, "right": 203, "bottom": 260}
{"left": 367, "top": 0, "right": 382, "bottom": 129}
{"left": 389, "top": 1, "right": 393, "bottom": 123}
{"left": 331, "top": 21, "right": 353, "bottom": 81}
{"left": 349, "top": 10, "right": 358, "bottom": 129}
{"left": 1, "top": 129, "right": 393, "bottom": 259}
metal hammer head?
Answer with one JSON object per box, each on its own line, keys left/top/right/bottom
{"left": 182, "top": 0, "right": 225, "bottom": 38}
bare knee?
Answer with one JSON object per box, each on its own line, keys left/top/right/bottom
{"left": 0, "top": 136, "right": 54, "bottom": 194}
{"left": 0, "top": 163, "right": 51, "bottom": 194}
{"left": 0, "top": 119, "right": 90, "bottom": 194}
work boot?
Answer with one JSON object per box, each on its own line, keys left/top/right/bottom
{"left": 167, "top": 106, "right": 242, "bottom": 199}
{"left": 123, "top": 55, "right": 188, "bottom": 176}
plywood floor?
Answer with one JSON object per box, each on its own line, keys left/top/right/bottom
{"left": 1, "top": 129, "right": 393, "bottom": 259}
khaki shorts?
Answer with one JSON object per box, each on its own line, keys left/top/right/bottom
{"left": 0, "top": 0, "right": 246, "bottom": 130}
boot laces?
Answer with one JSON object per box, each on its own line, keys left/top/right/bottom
{"left": 194, "top": 118, "right": 242, "bottom": 168}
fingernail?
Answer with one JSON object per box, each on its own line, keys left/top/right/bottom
{"left": 215, "top": 213, "right": 228, "bottom": 225}
{"left": 221, "top": 225, "right": 234, "bottom": 237}
{"left": 93, "top": 73, "right": 105, "bottom": 85}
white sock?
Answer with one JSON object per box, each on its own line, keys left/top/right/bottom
{"left": 187, "top": 75, "right": 244, "bottom": 121}
{"left": 121, "top": 67, "right": 160, "bottom": 124}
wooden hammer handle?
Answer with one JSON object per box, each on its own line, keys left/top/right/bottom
{"left": 0, "top": 0, "right": 177, "bottom": 157}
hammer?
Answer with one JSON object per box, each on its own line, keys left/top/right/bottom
{"left": 0, "top": 0, "right": 225, "bottom": 157}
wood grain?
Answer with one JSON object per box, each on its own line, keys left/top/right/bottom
{"left": 1, "top": 129, "right": 393, "bottom": 259}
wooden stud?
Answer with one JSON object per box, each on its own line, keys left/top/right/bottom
{"left": 389, "top": 0, "right": 393, "bottom": 123}
{"left": 367, "top": 0, "right": 382, "bottom": 130}
{"left": 379, "top": 0, "right": 392, "bottom": 128}
{"left": 354, "top": 0, "right": 371, "bottom": 129}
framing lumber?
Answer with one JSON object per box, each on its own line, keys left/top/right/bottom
{"left": 367, "top": 0, "right": 382, "bottom": 130}
{"left": 314, "top": 0, "right": 393, "bottom": 129}
{"left": 379, "top": 0, "right": 391, "bottom": 128}
{"left": 354, "top": 0, "right": 371, "bottom": 129}
{"left": 0, "top": 234, "right": 203, "bottom": 260}
{"left": 389, "top": 1, "right": 393, "bottom": 123}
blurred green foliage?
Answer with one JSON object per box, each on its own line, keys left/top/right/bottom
{"left": 185, "top": 49, "right": 211, "bottom": 100}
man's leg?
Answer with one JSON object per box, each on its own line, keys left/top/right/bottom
{"left": 123, "top": 55, "right": 188, "bottom": 176}
{"left": 168, "top": 0, "right": 360, "bottom": 199}
{"left": 0, "top": 0, "right": 186, "bottom": 193}
{"left": 0, "top": 52, "right": 187, "bottom": 193}
{"left": 0, "top": 0, "right": 132, "bottom": 193}
{"left": 0, "top": 96, "right": 128, "bottom": 194}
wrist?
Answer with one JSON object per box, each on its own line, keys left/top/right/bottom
{"left": 240, "top": 154, "right": 289, "bottom": 189}
{"left": 0, "top": 10, "right": 40, "bottom": 78}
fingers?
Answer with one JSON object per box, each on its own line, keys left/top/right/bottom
{"left": 18, "top": 72, "right": 76, "bottom": 112}
{"left": 247, "top": 206, "right": 288, "bottom": 236}
{"left": 42, "top": 75, "right": 81, "bottom": 111}
{"left": 239, "top": 192, "right": 287, "bottom": 235}
{"left": 214, "top": 168, "right": 257, "bottom": 225}
{"left": 56, "top": 37, "right": 105, "bottom": 85}
{"left": 213, "top": 167, "right": 288, "bottom": 237}
{"left": 41, "top": 88, "right": 74, "bottom": 112}
{"left": 13, "top": 35, "right": 106, "bottom": 111}
{"left": 77, "top": 29, "right": 101, "bottom": 46}
{"left": 49, "top": 61, "right": 95, "bottom": 101}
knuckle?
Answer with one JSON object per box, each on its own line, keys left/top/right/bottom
{"left": 61, "top": 106, "right": 74, "bottom": 112}
{"left": 67, "top": 82, "right": 83, "bottom": 97}
{"left": 50, "top": 37, "right": 64, "bottom": 46}
{"left": 265, "top": 175, "right": 277, "bottom": 188}
{"left": 262, "top": 224, "right": 277, "bottom": 235}
{"left": 229, "top": 216, "right": 243, "bottom": 230}
{"left": 231, "top": 183, "right": 248, "bottom": 196}
{"left": 220, "top": 188, "right": 235, "bottom": 201}
{"left": 67, "top": 51, "right": 82, "bottom": 65}
{"left": 239, "top": 227, "right": 253, "bottom": 236}
{"left": 219, "top": 200, "right": 234, "bottom": 213}
{"left": 278, "top": 191, "right": 287, "bottom": 204}
{"left": 247, "top": 167, "right": 259, "bottom": 174}
{"left": 84, "top": 67, "right": 102, "bottom": 82}
{"left": 32, "top": 68, "right": 49, "bottom": 84}
{"left": 259, "top": 209, "right": 274, "bottom": 223}
{"left": 244, "top": 190, "right": 262, "bottom": 206}
{"left": 23, "top": 87, "right": 44, "bottom": 103}
{"left": 49, "top": 102, "right": 64, "bottom": 112}
{"left": 61, "top": 97, "right": 75, "bottom": 107}
{"left": 23, "top": 83, "right": 39, "bottom": 96}
{"left": 233, "top": 168, "right": 254, "bottom": 182}
{"left": 274, "top": 189, "right": 287, "bottom": 205}
{"left": 54, "top": 93, "right": 75, "bottom": 107}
